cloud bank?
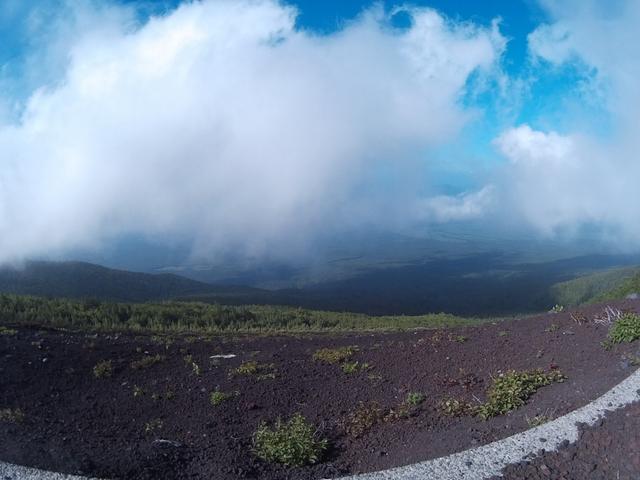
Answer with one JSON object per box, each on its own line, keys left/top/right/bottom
{"left": 495, "top": 0, "right": 640, "bottom": 246}
{"left": 0, "top": 0, "right": 504, "bottom": 262}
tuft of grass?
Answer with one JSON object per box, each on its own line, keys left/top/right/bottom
{"left": 607, "top": 313, "right": 640, "bottom": 344}
{"left": 498, "top": 330, "right": 509, "bottom": 337}
{"left": 144, "top": 418, "right": 163, "bottom": 433}
{"left": 253, "top": 413, "right": 327, "bottom": 467}
{"left": 230, "top": 361, "right": 275, "bottom": 379}
{"left": 549, "top": 304, "right": 565, "bottom": 313}
{"left": 0, "top": 407, "right": 24, "bottom": 423}
{"left": 341, "top": 361, "right": 370, "bottom": 374}
{"left": 92, "top": 360, "right": 113, "bottom": 378}
{"left": 210, "top": 389, "right": 238, "bottom": 406}
{"left": 130, "top": 354, "right": 164, "bottom": 370}
{"left": 439, "top": 398, "right": 476, "bottom": 417}
{"left": 526, "top": 414, "right": 552, "bottom": 427}
{"left": 133, "top": 385, "right": 145, "bottom": 398}
{"left": 313, "top": 346, "right": 357, "bottom": 364}
{"left": 451, "top": 335, "right": 468, "bottom": 343}
{"left": 477, "top": 369, "right": 565, "bottom": 420}
{"left": 545, "top": 323, "right": 560, "bottom": 333}
{"left": 405, "top": 392, "right": 425, "bottom": 406}
{"left": 343, "top": 402, "right": 384, "bottom": 438}
{"left": 183, "top": 355, "right": 201, "bottom": 376}
{"left": 0, "top": 326, "right": 17, "bottom": 336}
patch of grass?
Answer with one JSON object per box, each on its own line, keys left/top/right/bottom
{"left": 230, "top": 361, "right": 275, "bottom": 379}
{"left": 438, "top": 398, "right": 476, "bottom": 417}
{"left": 526, "top": 414, "right": 552, "bottom": 427}
{"left": 312, "top": 346, "right": 357, "bottom": 364}
{"left": 92, "top": 360, "right": 113, "bottom": 378}
{"left": 343, "top": 402, "right": 384, "bottom": 438}
{"left": 405, "top": 392, "right": 425, "bottom": 406}
{"left": 451, "top": 335, "right": 468, "bottom": 343}
{"left": 0, "top": 326, "right": 17, "bottom": 336}
{"left": 341, "top": 361, "right": 370, "bottom": 374}
{"left": 477, "top": 369, "right": 565, "bottom": 420}
{"left": 0, "top": 408, "right": 24, "bottom": 423}
{"left": 545, "top": 323, "right": 560, "bottom": 333}
{"left": 144, "top": 418, "right": 163, "bottom": 433}
{"left": 607, "top": 313, "right": 640, "bottom": 344}
{"left": 253, "top": 413, "right": 327, "bottom": 467}
{"left": 210, "top": 389, "right": 238, "bottom": 406}
{"left": 130, "top": 354, "right": 164, "bottom": 370}
{"left": 498, "top": 330, "right": 509, "bottom": 337}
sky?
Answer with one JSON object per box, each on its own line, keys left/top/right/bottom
{"left": 0, "top": 0, "right": 638, "bottom": 265}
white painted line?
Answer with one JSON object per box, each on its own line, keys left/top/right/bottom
{"left": 336, "top": 368, "right": 640, "bottom": 480}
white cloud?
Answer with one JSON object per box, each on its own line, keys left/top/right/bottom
{"left": 0, "top": 0, "right": 504, "bottom": 262}
{"left": 492, "top": 0, "right": 640, "bottom": 246}
{"left": 417, "top": 187, "right": 495, "bottom": 223}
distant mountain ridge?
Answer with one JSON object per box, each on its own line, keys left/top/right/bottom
{"left": 0, "top": 261, "right": 261, "bottom": 303}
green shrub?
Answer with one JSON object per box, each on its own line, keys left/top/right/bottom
{"left": 405, "top": 392, "right": 425, "bottom": 406}
{"left": 253, "top": 414, "right": 327, "bottom": 466}
{"left": 230, "top": 361, "right": 275, "bottom": 379}
{"left": 0, "top": 326, "right": 17, "bottom": 336}
{"left": 130, "top": 354, "right": 164, "bottom": 370}
{"left": 477, "top": 369, "right": 565, "bottom": 419}
{"left": 312, "top": 346, "right": 357, "bottom": 364}
{"left": 608, "top": 313, "right": 640, "bottom": 344}
{"left": 92, "top": 360, "right": 113, "bottom": 378}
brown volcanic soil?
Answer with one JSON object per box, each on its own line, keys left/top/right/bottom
{"left": 1, "top": 299, "right": 640, "bottom": 480}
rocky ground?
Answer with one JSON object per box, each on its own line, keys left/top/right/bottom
{"left": 1, "top": 299, "right": 639, "bottom": 479}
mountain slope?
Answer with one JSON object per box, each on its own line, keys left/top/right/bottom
{"left": 551, "top": 266, "right": 640, "bottom": 306}
{"left": 0, "top": 261, "right": 260, "bottom": 302}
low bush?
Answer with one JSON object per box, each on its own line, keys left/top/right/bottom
{"left": 312, "top": 346, "right": 357, "bottom": 364}
{"left": 210, "top": 389, "right": 237, "bottom": 406}
{"left": 405, "top": 392, "right": 425, "bottom": 406}
{"left": 253, "top": 414, "right": 327, "bottom": 467}
{"left": 477, "top": 369, "right": 565, "bottom": 419}
{"left": 607, "top": 313, "right": 640, "bottom": 344}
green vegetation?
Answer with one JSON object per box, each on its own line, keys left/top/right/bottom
{"left": 210, "top": 389, "right": 237, "bottom": 406}
{"left": 0, "top": 326, "right": 17, "bottom": 335}
{"left": 549, "top": 304, "right": 564, "bottom": 313}
{"left": 341, "top": 361, "right": 369, "bottom": 374}
{"left": 607, "top": 313, "right": 640, "bottom": 344}
{"left": 92, "top": 360, "right": 113, "bottom": 378}
{"left": 230, "top": 361, "right": 275, "bottom": 379}
{"left": 0, "top": 407, "right": 24, "bottom": 423}
{"left": 130, "top": 354, "right": 164, "bottom": 370}
{"left": 477, "top": 369, "right": 565, "bottom": 420}
{"left": 526, "top": 414, "right": 552, "bottom": 427}
{"left": 183, "top": 355, "right": 201, "bottom": 376}
{"left": 0, "top": 294, "right": 475, "bottom": 335}
{"left": 312, "top": 346, "right": 357, "bottom": 364}
{"left": 438, "top": 398, "right": 476, "bottom": 417}
{"left": 551, "top": 266, "right": 640, "bottom": 306}
{"left": 253, "top": 414, "right": 327, "bottom": 467}
{"left": 133, "top": 385, "right": 144, "bottom": 398}
{"left": 405, "top": 392, "right": 425, "bottom": 406}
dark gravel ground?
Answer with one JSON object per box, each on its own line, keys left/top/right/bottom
{"left": 1, "top": 299, "right": 640, "bottom": 480}
{"left": 494, "top": 400, "right": 640, "bottom": 480}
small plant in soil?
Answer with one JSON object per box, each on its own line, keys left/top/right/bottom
{"left": 549, "top": 304, "right": 565, "bottom": 313}
{"left": 545, "top": 324, "right": 559, "bottom": 333}
{"left": 451, "top": 335, "right": 468, "bottom": 343}
{"left": 130, "top": 354, "right": 164, "bottom": 370}
{"left": 144, "top": 418, "right": 163, "bottom": 433}
{"left": 405, "top": 392, "right": 425, "bottom": 406}
{"left": 253, "top": 413, "right": 327, "bottom": 467}
{"left": 0, "top": 326, "right": 17, "bottom": 335}
{"left": 498, "top": 330, "right": 509, "bottom": 337}
{"left": 341, "top": 361, "right": 370, "bottom": 374}
{"left": 607, "top": 313, "right": 640, "bottom": 344}
{"left": 183, "top": 355, "right": 201, "bottom": 376}
{"left": 439, "top": 398, "right": 476, "bottom": 417}
{"left": 312, "top": 346, "right": 357, "bottom": 364}
{"left": 526, "top": 414, "right": 552, "bottom": 427}
{"left": 343, "top": 402, "right": 384, "bottom": 438}
{"left": 210, "top": 389, "right": 238, "bottom": 406}
{"left": 92, "top": 360, "right": 113, "bottom": 378}
{"left": 0, "top": 408, "right": 24, "bottom": 423}
{"left": 133, "top": 385, "right": 145, "bottom": 398}
{"left": 477, "top": 369, "right": 565, "bottom": 420}
{"left": 230, "top": 361, "right": 275, "bottom": 379}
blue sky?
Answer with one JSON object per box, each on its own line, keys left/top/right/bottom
{"left": 0, "top": 0, "right": 638, "bottom": 263}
